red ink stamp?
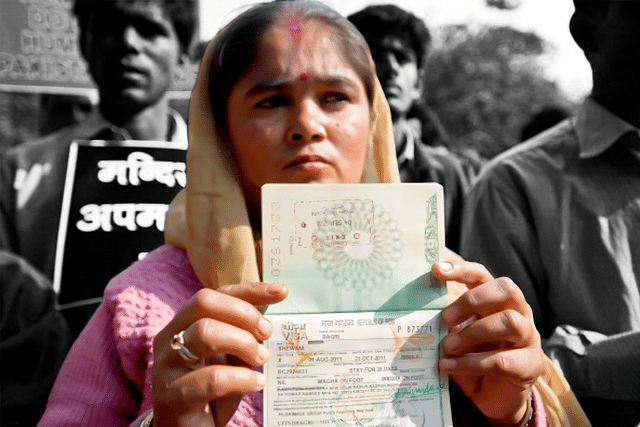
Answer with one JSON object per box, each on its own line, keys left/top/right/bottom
{"left": 285, "top": 15, "right": 303, "bottom": 46}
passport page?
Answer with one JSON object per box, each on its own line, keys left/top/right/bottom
{"left": 261, "top": 183, "right": 452, "bottom": 427}
{"left": 262, "top": 183, "right": 447, "bottom": 314}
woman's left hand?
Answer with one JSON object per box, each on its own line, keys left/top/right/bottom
{"left": 433, "top": 260, "right": 543, "bottom": 426}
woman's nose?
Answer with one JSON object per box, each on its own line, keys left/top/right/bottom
{"left": 287, "top": 100, "right": 327, "bottom": 144}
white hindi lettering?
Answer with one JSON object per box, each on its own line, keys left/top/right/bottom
{"left": 136, "top": 203, "right": 167, "bottom": 231}
{"left": 76, "top": 204, "right": 113, "bottom": 232}
{"left": 125, "top": 152, "right": 152, "bottom": 186}
{"left": 96, "top": 159, "right": 129, "bottom": 186}
{"left": 138, "top": 157, "right": 186, "bottom": 188}
{"left": 112, "top": 203, "right": 137, "bottom": 231}
{"left": 97, "top": 152, "right": 186, "bottom": 188}
{"left": 76, "top": 203, "right": 169, "bottom": 232}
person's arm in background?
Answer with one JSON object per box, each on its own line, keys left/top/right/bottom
{"left": 460, "top": 164, "right": 640, "bottom": 401}
{"left": 544, "top": 324, "right": 640, "bottom": 400}
{"left": 1, "top": 250, "right": 73, "bottom": 427}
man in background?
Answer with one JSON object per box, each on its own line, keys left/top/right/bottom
{"left": 0, "top": 0, "right": 195, "bottom": 333}
{"left": 460, "top": 1, "right": 640, "bottom": 425}
{"left": 348, "top": 5, "right": 473, "bottom": 252}
{"left": 0, "top": 0, "right": 195, "bottom": 278}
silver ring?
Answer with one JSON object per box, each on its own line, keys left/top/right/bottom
{"left": 171, "top": 330, "right": 201, "bottom": 364}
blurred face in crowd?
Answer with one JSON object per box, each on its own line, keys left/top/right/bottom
{"left": 225, "top": 19, "right": 371, "bottom": 210}
{"left": 368, "top": 35, "right": 422, "bottom": 121}
{"left": 79, "top": 1, "right": 181, "bottom": 114}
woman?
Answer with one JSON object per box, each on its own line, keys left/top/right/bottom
{"left": 39, "top": 2, "right": 588, "bottom": 427}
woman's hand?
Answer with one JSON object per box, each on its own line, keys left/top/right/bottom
{"left": 433, "top": 261, "right": 542, "bottom": 426}
{"left": 152, "top": 282, "right": 288, "bottom": 427}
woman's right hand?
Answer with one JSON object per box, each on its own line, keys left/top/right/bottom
{"left": 152, "top": 282, "right": 288, "bottom": 427}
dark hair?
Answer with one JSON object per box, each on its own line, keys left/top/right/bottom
{"left": 347, "top": 4, "right": 431, "bottom": 71}
{"left": 73, "top": 0, "right": 197, "bottom": 54}
{"left": 573, "top": 0, "right": 610, "bottom": 9}
{"left": 208, "top": 1, "right": 375, "bottom": 133}
{"left": 569, "top": 0, "right": 611, "bottom": 58}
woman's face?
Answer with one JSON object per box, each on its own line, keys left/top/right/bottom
{"left": 226, "top": 19, "right": 371, "bottom": 208}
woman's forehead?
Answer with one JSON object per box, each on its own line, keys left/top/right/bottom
{"left": 262, "top": 19, "right": 333, "bottom": 53}
{"left": 251, "top": 20, "right": 356, "bottom": 77}
{"left": 283, "top": 14, "right": 305, "bottom": 46}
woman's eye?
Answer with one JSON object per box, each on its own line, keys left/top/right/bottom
{"left": 322, "top": 92, "right": 349, "bottom": 106}
{"left": 255, "top": 96, "right": 288, "bottom": 109}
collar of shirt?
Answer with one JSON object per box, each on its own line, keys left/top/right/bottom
{"left": 395, "top": 120, "right": 417, "bottom": 167}
{"left": 575, "top": 97, "right": 639, "bottom": 158}
{"left": 70, "top": 109, "right": 188, "bottom": 149}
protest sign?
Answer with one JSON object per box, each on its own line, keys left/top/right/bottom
{"left": 54, "top": 141, "right": 185, "bottom": 329}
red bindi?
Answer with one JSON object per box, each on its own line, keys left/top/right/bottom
{"left": 299, "top": 72, "right": 309, "bottom": 82}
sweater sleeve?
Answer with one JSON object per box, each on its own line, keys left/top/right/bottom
{"left": 111, "top": 285, "right": 177, "bottom": 416}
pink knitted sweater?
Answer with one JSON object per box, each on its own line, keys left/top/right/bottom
{"left": 38, "top": 245, "right": 262, "bottom": 426}
{"left": 38, "top": 244, "right": 546, "bottom": 426}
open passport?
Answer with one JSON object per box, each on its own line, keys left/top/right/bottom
{"left": 262, "top": 183, "right": 452, "bottom": 427}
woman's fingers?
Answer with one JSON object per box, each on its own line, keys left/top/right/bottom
{"left": 441, "top": 309, "right": 537, "bottom": 356}
{"left": 217, "top": 282, "right": 288, "bottom": 306}
{"left": 164, "top": 284, "right": 287, "bottom": 343}
{"left": 155, "top": 283, "right": 288, "bottom": 375}
{"left": 153, "top": 363, "right": 262, "bottom": 427}
{"left": 441, "top": 275, "right": 532, "bottom": 329}
{"left": 169, "top": 318, "right": 270, "bottom": 368}
{"left": 165, "top": 365, "right": 266, "bottom": 412}
{"left": 433, "top": 260, "right": 494, "bottom": 289}
{"left": 152, "top": 283, "right": 288, "bottom": 426}
{"left": 439, "top": 347, "right": 542, "bottom": 384}
{"left": 433, "top": 260, "right": 543, "bottom": 425}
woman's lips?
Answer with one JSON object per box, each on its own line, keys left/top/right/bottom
{"left": 285, "top": 155, "right": 330, "bottom": 170}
